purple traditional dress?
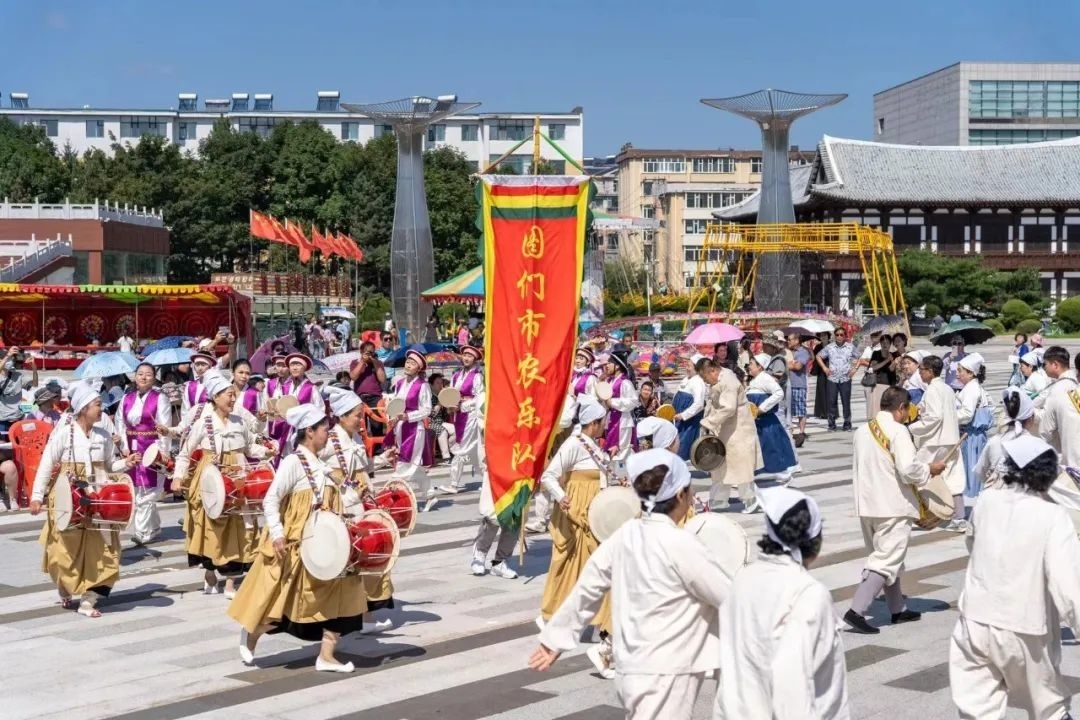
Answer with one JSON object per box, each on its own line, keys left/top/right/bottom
{"left": 117, "top": 388, "right": 171, "bottom": 542}
{"left": 385, "top": 375, "right": 434, "bottom": 499}
{"left": 604, "top": 374, "right": 639, "bottom": 453}
{"left": 182, "top": 379, "right": 208, "bottom": 416}
{"left": 447, "top": 367, "right": 485, "bottom": 490}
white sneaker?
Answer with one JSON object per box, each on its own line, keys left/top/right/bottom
{"left": 422, "top": 496, "right": 439, "bottom": 513}
{"left": 470, "top": 556, "right": 487, "bottom": 576}
{"left": 360, "top": 617, "right": 394, "bottom": 634}
{"left": 436, "top": 484, "right": 460, "bottom": 495}
{"left": 203, "top": 582, "right": 221, "bottom": 595}
{"left": 239, "top": 629, "right": 254, "bottom": 665}
{"left": 524, "top": 522, "right": 547, "bottom": 534}
{"left": 315, "top": 657, "right": 355, "bottom": 673}
{"left": 586, "top": 644, "right": 616, "bottom": 680}
{"left": 489, "top": 562, "right": 518, "bottom": 579}
{"left": 741, "top": 499, "right": 761, "bottom": 514}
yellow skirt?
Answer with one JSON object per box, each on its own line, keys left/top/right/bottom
{"left": 38, "top": 465, "right": 120, "bottom": 597}
{"left": 183, "top": 452, "right": 248, "bottom": 569}
{"left": 539, "top": 470, "right": 611, "bottom": 632}
{"left": 228, "top": 486, "right": 367, "bottom": 634}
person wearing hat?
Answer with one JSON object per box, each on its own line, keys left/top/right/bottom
{"left": 670, "top": 354, "right": 707, "bottom": 463}
{"left": 537, "top": 396, "right": 615, "bottom": 644}
{"left": 909, "top": 355, "right": 968, "bottom": 532}
{"left": 439, "top": 345, "right": 485, "bottom": 495}
{"left": 701, "top": 352, "right": 761, "bottom": 513}
{"left": 942, "top": 334, "right": 968, "bottom": 392}
{"left": 264, "top": 353, "right": 292, "bottom": 463}
{"left": 114, "top": 362, "right": 174, "bottom": 545}
{"left": 956, "top": 352, "right": 994, "bottom": 504}
{"left": 530, "top": 449, "right": 730, "bottom": 714}
{"left": 384, "top": 348, "right": 436, "bottom": 512}
{"left": 899, "top": 349, "right": 928, "bottom": 405}
{"left": 172, "top": 371, "right": 271, "bottom": 598}
{"left": 229, "top": 403, "right": 367, "bottom": 673}
{"left": 717, "top": 486, "right": 850, "bottom": 718}
{"left": 30, "top": 385, "right": 63, "bottom": 424}
{"left": 747, "top": 353, "right": 800, "bottom": 485}
{"left": 182, "top": 350, "right": 216, "bottom": 415}
{"left": 635, "top": 416, "right": 678, "bottom": 453}
{"left": 846, "top": 386, "right": 944, "bottom": 635}
{"left": 600, "top": 351, "right": 639, "bottom": 453}
{"left": 973, "top": 388, "right": 1038, "bottom": 490}
{"left": 1019, "top": 348, "right": 1050, "bottom": 407}
{"left": 949, "top": 435, "right": 1080, "bottom": 719}
{"left": 29, "top": 381, "right": 141, "bottom": 618}
{"left": 229, "top": 359, "right": 266, "bottom": 433}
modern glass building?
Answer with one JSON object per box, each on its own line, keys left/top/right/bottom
{"left": 873, "top": 62, "right": 1080, "bottom": 146}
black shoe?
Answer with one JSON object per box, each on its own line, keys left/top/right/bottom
{"left": 827, "top": 425, "right": 837, "bottom": 432}
{"left": 891, "top": 609, "right": 922, "bottom": 624}
{"left": 843, "top": 609, "right": 880, "bottom": 634}
{"left": 793, "top": 433, "right": 806, "bottom": 448}
{"left": 842, "top": 424, "right": 852, "bottom": 432}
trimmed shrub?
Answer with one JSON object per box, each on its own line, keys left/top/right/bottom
{"left": 924, "top": 303, "right": 942, "bottom": 319}
{"left": 1001, "top": 299, "right": 1034, "bottom": 330}
{"left": 1056, "top": 296, "right": 1080, "bottom": 332}
{"left": 1014, "top": 318, "right": 1043, "bottom": 336}
{"left": 982, "top": 318, "right": 1006, "bottom": 335}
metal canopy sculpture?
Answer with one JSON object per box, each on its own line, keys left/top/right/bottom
{"left": 702, "top": 89, "right": 846, "bottom": 311}
{"left": 341, "top": 95, "right": 480, "bottom": 342}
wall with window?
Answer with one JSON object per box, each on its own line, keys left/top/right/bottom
{"left": 968, "top": 128, "right": 1080, "bottom": 144}
{"left": 969, "top": 80, "right": 1080, "bottom": 120}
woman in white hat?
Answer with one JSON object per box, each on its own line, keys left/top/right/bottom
{"left": 172, "top": 372, "right": 271, "bottom": 597}
{"left": 718, "top": 486, "right": 850, "bottom": 718}
{"left": 28, "top": 383, "right": 141, "bottom": 617}
{"left": 634, "top": 416, "right": 679, "bottom": 453}
{"left": 182, "top": 349, "right": 217, "bottom": 416}
{"left": 229, "top": 403, "right": 366, "bottom": 673}
{"left": 538, "top": 396, "right": 615, "bottom": 648}
{"left": 955, "top": 353, "right": 994, "bottom": 503}
{"left": 441, "top": 344, "right": 485, "bottom": 495}
{"left": 530, "top": 449, "right": 731, "bottom": 717}
{"left": 320, "top": 387, "right": 396, "bottom": 633}
{"left": 1018, "top": 349, "right": 1050, "bottom": 408}
{"left": 973, "top": 388, "right": 1037, "bottom": 489}
{"left": 600, "top": 351, "right": 639, "bottom": 453}
{"left": 747, "top": 353, "right": 800, "bottom": 484}
{"left": 950, "top": 435, "right": 1080, "bottom": 719}
{"left": 385, "top": 348, "right": 435, "bottom": 511}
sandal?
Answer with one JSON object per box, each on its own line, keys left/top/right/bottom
{"left": 58, "top": 597, "right": 77, "bottom": 610}
{"left": 77, "top": 602, "right": 102, "bottom": 618}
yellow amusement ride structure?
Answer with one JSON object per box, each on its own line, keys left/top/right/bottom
{"left": 686, "top": 222, "right": 906, "bottom": 318}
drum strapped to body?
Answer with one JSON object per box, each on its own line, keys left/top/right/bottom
{"left": 363, "top": 479, "right": 417, "bottom": 537}
{"left": 199, "top": 463, "right": 243, "bottom": 520}
{"left": 299, "top": 508, "right": 400, "bottom": 581}
{"left": 588, "top": 485, "right": 641, "bottom": 542}
{"left": 690, "top": 435, "right": 727, "bottom": 471}
{"left": 683, "top": 513, "right": 751, "bottom": 578}
{"left": 346, "top": 508, "right": 400, "bottom": 576}
{"left": 140, "top": 442, "right": 175, "bottom": 475}
{"left": 52, "top": 472, "right": 135, "bottom": 532}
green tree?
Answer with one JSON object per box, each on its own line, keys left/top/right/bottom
{"left": 897, "top": 249, "right": 1046, "bottom": 317}
{"left": 1056, "top": 296, "right": 1080, "bottom": 332}
{"left": 424, "top": 146, "right": 479, "bottom": 280}
{"left": 0, "top": 118, "right": 70, "bottom": 202}
{"left": 605, "top": 259, "right": 648, "bottom": 296}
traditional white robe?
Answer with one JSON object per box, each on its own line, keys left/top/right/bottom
{"left": 701, "top": 368, "right": 761, "bottom": 488}
{"left": 385, "top": 374, "right": 433, "bottom": 499}
{"left": 449, "top": 367, "right": 486, "bottom": 488}
{"left": 541, "top": 513, "right": 729, "bottom": 720}
{"left": 318, "top": 424, "right": 372, "bottom": 515}
{"left": 539, "top": 431, "right": 608, "bottom": 504}
{"left": 950, "top": 484, "right": 1080, "bottom": 719}
{"left": 559, "top": 370, "right": 597, "bottom": 430}
{"left": 1039, "top": 374, "right": 1080, "bottom": 512}
{"left": 716, "top": 554, "right": 850, "bottom": 720}
{"left": 262, "top": 447, "right": 333, "bottom": 542}
{"left": 1023, "top": 368, "right": 1051, "bottom": 408}
{"left": 956, "top": 380, "right": 993, "bottom": 428}
{"left": 172, "top": 409, "right": 269, "bottom": 483}
{"left": 908, "top": 377, "right": 966, "bottom": 495}
{"left": 673, "top": 374, "right": 707, "bottom": 422}
{"left": 31, "top": 423, "right": 127, "bottom": 502}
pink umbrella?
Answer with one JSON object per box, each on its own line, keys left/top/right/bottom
{"left": 684, "top": 322, "right": 744, "bottom": 345}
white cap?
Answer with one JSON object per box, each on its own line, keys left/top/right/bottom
{"left": 902, "top": 349, "right": 926, "bottom": 363}
{"left": 757, "top": 486, "right": 822, "bottom": 564}
{"left": 1020, "top": 350, "right": 1043, "bottom": 367}
{"left": 285, "top": 403, "right": 326, "bottom": 431}
{"left": 69, "top": 382, "right": 99, "bottom": 415}
{"left": 327, "top": 388, "right": 363, "bottom": 418}
{"left": 626, "top": 448, "right": 691, "bottom": 511}
{"left": 1002, "top": 434, "right": 1055, "bottom": 470}
{"left": 635, "top": 416, "right": 678, "bottom": 451}
{"left": 753, "top": 353, "right": 772, "bottom": 369}
{"left": 958, "top": 352, "right": 985, "bottom": 375}
{"left": 577, "top": 396, "right": 606, "bottom": 425}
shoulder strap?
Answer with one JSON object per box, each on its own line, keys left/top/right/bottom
{"left": 867, "top": 418, "right": 893, "bottom": 460}
{"left": 1069, "top": 388, "right": 1080, "bottom": 415}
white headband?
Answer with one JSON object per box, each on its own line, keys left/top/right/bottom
{"left": 959, "top": 352, "right": 985, "bottom": 375}
{"left": 635, "top": 416, "right": 678, "bottom": 451}
{"left": 626, "top": 448, "right": 691, "bottom": 513}
{"left": 69, "top": 383, "right": 99, "bottom": 415}
{"left": 577, "top": 396, "right": 606, "bottom": 426}
{"left": 1001, "top": 387, "right": 1035, "bottom": 434}
{"left": 758, "top": 486, "right": 822, "bottom": 564}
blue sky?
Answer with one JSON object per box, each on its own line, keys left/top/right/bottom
{"left": 3, "top": 0, "right": 1077, "bottom": 155}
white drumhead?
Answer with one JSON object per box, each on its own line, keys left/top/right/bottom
{"left": 141, "top": 442, "right": 161, "bottom": 469}
{"left": 341, "top": 484, "right": 364, "bottom": 517}
{"left": 275, "top": 395, "right": 299, "bottom": 416}
{"left": 386, "top": 398, "right": 406, "bottom": 419}
{"left": 588, "top": 486, "right": 641, "bottom": 541}
{"left": 200, "top": 464, "right": 227, "bottom": 520}
{"left": 684, "top": 513, "right": 751, "bottom": 578}
{"left": 52, "top": 473, "right": 74, "bottom": 531}
{"left": 301, "top": 510, "right": 351, "bottom": 581}
{"left": 594, "top": 381, "right": 613, "bottom": 401}
{"left": 438, "top": 387, "right": 461, "bottom": 409}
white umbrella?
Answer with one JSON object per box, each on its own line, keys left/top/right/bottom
{"left": 791, "top": 319, "right": 835, "bottom": 334}
{"left": 321, "top": 306, "right": 356, "bottom": 320}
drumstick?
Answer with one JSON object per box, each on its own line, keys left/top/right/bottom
{"left": 941, "top": 434, "right": 968, "bottom": 465}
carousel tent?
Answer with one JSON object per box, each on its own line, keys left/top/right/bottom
{"left": 421, "top": 265, "right": 484, "bottom": 303}
{"left": 0, "top": 284, "right": 253, "bottom": 349}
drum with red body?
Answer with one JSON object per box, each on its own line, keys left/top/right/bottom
{"left": 92, "top": 479, "right": 135, "bottom": 524}
{"left": 346, "top": 509, "right": 400, "bottom": 576}
{"left": 362, "top": 479, "right": 417, "bottom": 537}
{"left": 53, "top": 474, "right": 135, "bottom": 530}
{"left": 200, "top": 465, "right": 244, "bottom": 519}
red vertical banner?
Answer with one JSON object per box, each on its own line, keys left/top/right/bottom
{"left": 482, "top": 175, "right": 590, "bottom": 530}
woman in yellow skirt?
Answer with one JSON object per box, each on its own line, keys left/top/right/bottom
{"left": 320, "top": 387, "right": 397, "bottom": 634}
{"left": 229, "top": 404, "right": 366, "bottom": 673}
{"left": 538, "top": 397, "right": 615, "bottom": 668}
{"left": 172, "top": 372, "right": 271, "bottom": 597}
{"left": 29, "top": 382, "right": 141, "bottom": 618}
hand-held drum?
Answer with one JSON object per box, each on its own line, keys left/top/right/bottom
{"left": 385, "top": 398, "right": 406, "bottom": 420}
{"left": 683, "top": 513, "right": 751, "bottom": 579}
{"left": 588, "top": 485, "right": 641, "bottom": 542}
{"left": 141, "top": 442, "right": 175, "bottom": 474}
{"left": 655, "top": 404, "right": 676, "bottom": 422}
{"left": 438, "top": 387, "right": 462, "bottom": 409}
{"left": 594, "top": 381, "right": 613, "bottom": 402}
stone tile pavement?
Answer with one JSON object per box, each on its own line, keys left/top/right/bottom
{"left": 1, "top": 337, "right": 1076, "bottom": 719}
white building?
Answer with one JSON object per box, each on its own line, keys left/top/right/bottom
{"left": 0, "top": 91, "right": 584, "bottom": 172}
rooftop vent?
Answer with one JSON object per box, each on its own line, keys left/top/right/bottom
{"left": 178, "top": 93, "right": 197, "bottom": 111}
{"left": 205, "top": 98, "right": 230, "bottom": 112}
{"left": 10, "top": 92, "right": 28, "bottom": 109}
{"left": 231, "top": 93, "right": 249, "bottom": 112}
{"left": 316, "top": 90, "right": 340, "bottom": 112}
{"left": 253, "top": 93, "right": 273, "bottom": 111}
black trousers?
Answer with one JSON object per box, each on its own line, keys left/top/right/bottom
{"left": 826, "top": 380, "right": 852, "bottom": 428}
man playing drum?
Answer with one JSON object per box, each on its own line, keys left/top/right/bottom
{"left": 29, "top": 383, "right": 141, "bottom": 618}
{"left": 438, "top": 345, "right": 485, "bottom": 495}
{"left": 846, "top": 386, "right": 946, "bottom": 634}
{"left": 229, "top": 404, "right": 368, "bottom": 673}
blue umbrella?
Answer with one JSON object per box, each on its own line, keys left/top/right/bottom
{"left": 141, "top": 336, "right": 193, "bottom": 355}
{"left": 144, "top": 347, "right": 193, "bottom": 367}
{"left": 73, "top": 351, "right": 141, "bottom": 379}
{"left": 385, "top": 343, "right": 457, "bottom": 368}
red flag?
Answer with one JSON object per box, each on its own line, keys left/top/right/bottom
{"left": 329, "top": 231, "right": 349, "bottom": 259}
{"left": 284, "top": 220, "right": 312, "bottom": 264}
{"left": 249, "top": 210, "right": 283, "bottom": 243}
{"left": 269, "top": 215, "right": 296, "bottom": 247}
{"left": 338, "top": 232, "right": 364, "bottom": 261}
{"left": 310, "top": 226, "right": 334, "bottom": 257}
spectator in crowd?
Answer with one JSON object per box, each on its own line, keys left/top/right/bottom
{"left": 816, "top": 328, "right": 858, "bottom": 432}
{"left": 786, "top": 334, "right": 812, "bottom": 447}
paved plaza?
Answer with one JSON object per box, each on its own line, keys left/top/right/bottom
{"left": 1, "top": 337, "right": 1076, "bottom": 719}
